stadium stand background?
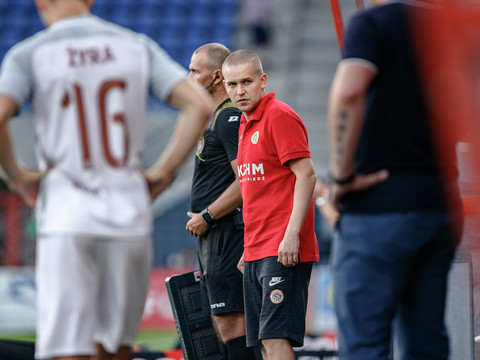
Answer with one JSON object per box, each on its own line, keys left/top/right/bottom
{"left": 0, "top": 0, "right": 361, "bottom": 268}
{"left": 0, "top": 0, "right": 239, "bottom": 111}
{"left": 1, "top": 2, "right": 479, "bottom": 357}
{"left": 0, "top": 0, "right": 241, "bottom": 268}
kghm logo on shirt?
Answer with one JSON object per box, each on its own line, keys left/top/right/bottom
{"left": 238, "top": 163, "right": 264, "bottom": 176}
{"left": 238, "top": 162, "right": 266, "bottom": 183}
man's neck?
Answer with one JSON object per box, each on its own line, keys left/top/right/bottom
{"left": 44, "top": 1, "right": 90, "bottom": 27}
{"left": 211, "top": 90, "right": 230, "bottom": 109}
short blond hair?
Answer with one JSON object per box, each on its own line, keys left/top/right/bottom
{"left": 222, "top": 50, "right": 263, "bottom": 76}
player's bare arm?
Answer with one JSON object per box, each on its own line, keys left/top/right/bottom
{"left": 328, "top": 62, "right": 388, "bottom": 208}
{"left": 186, "top": 158, "right": 242, "bottom": 238}
{"left": 0, "top": 95, "right": 22, "bottom": 181}
{"left": 146, "top": 80, "right": 214, "bottom": 200}
{"left": 0, "top": 95, "right": 42, "bottom": 207}
{"left": 277, "top": 157, "right": 316, "bottom": 267}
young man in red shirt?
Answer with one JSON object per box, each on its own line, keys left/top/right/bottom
{"left": 222, "top": 50, "right": 319, "bottom": 360}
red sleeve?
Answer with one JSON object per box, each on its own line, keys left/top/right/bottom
{"left": 271, "top": 106, "right": 311, "bottom": 165}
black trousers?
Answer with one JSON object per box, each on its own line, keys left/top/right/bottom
{"left": 0, "top": 340, "right": 35, "bottom": 360}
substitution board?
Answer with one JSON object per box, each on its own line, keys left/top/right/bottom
{"left": 165, "top": 270, "right": 227, "bottom": 360}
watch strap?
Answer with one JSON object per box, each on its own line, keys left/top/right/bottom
{"left": 329, "top": 172, "right": 356, "bottom": 185}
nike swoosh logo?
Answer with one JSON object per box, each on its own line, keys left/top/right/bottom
{"left": 269, "top": 279, "right": 285, "bottom": 286}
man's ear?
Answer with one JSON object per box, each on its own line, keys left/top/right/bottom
{"left": 260, "top": 73, "right": 267, "bottom": 90}
{"left": 213, "top": 70, "right": 222, "bottom": 83}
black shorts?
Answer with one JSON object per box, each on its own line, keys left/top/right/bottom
{"left": 198, "top": 213, "right": 245, "bottom": 315}
{"left": 243, "top": 257, "right": 313, "bottom": 347}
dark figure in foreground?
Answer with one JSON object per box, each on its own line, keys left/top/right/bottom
{"left": 328, "top": 1, "right": 463, "bottom": 359}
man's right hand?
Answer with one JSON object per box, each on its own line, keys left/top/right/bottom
{"left": 10, "top": 169, "right": 43, "bottom": 208}
{"left": 237, "top": 251, "right": 245, "bottom": 274}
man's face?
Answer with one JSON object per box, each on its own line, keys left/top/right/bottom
{"left": 188, "top": 50, "right": 213, "bottom": 91}
{"left": 223, "top": 62, "right": 266, "bottom": 118}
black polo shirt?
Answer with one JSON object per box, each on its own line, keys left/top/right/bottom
{"left": 190, "top": 98, "right": 242, "bottom": 212}
{"left": 340, "top": 2, "right": 460, "bottom": 213}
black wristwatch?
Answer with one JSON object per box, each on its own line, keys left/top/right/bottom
{"left": 329, "top": 172, "right": 356, "bottom": 185}
{"left": 201, "top": 208, "right": 215, "bottom": 225}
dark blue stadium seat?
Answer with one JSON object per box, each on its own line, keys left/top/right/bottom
{"left": 217, "top": 0, "right": 239, "bottom": 7}
{"left": 135, "top": 17, "right": 161, "bottom": 37}
{"left": 161, "top": 13, "right": 187, "bottom": 31}
{"left": 91, "top": 2, "right": 117, "bottom": 18}
{"left": 188, "top": 14, "right": 212, "bottom": 30}
{"left": 0, "top": 0, "right": 239, "bottom": 264}
{"left": 0, "top": 0, "right": 239, "bottom": 109}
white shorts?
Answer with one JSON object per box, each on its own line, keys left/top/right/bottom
{"left": 35, "top": 235, "right": 152, "bottom": 359}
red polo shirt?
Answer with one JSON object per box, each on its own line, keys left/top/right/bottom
{"left": 237, "top": 92, "right": 319, "bottom": 262}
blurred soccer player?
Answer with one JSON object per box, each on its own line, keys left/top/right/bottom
{"left": 328, "top": 1, "right": 463, "bottom": 359}
{"left": 186, "top": 43, "right": 261, "bottom": 360}
{"left": 223, "top": 50, "right": 319, "bottom": 360}
{"left": 0, "top": 0, "right": 213, "bottom": 359}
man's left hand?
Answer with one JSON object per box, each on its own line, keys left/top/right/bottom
{"left": 277, "top": 232, "right": 300, "bottom": 267}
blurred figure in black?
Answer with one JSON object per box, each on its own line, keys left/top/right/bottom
{"left": 328, "top": 1, "right": 463, "bottom": 359}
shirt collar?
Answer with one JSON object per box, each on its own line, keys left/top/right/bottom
{"left": 242, "top": 92, "right": 275, "bottom": 124}
{"left": 216, "top": 97, "right": 234, "bottom": 113}
{"left": 49, "top": 14, "right": 97, "bottom": 32}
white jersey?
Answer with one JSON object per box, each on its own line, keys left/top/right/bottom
{"left": 0, "top": 15, "right": 187, "bottom": 238}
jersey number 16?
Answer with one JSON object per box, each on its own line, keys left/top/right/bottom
{"left": 62, "top": 80, "right": 129, "bottom": 169}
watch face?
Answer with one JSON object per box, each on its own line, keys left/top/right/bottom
{"left": 202, "top": 209, "right": 214, "bottom": 224}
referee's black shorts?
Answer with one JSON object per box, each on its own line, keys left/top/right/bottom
{"left": 198, "top": 213, "right": 245, "bottom": 315}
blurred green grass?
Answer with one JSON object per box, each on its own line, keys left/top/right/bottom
{"left": 0, "top": 329, "right": 180, "bottom": 352}
{"left": 135, "top": 329, "right": 179, "bottom": 351}
{"left": 0, "top": 334, "right": 35, "bottom": 342}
